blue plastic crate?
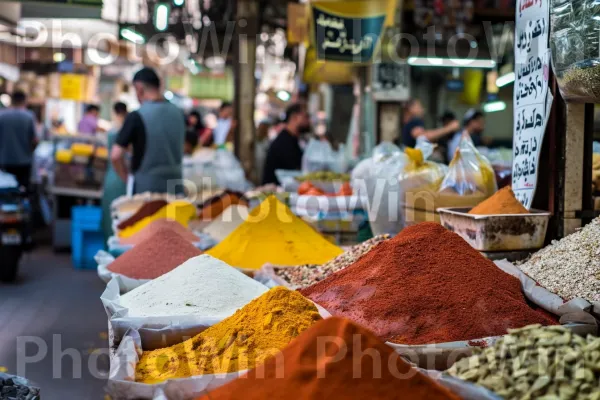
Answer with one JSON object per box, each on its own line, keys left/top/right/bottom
{"left": 72, "top": 206, "right": 104, "bottom": 270}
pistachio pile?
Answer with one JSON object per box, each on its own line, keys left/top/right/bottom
{"left": 273, "top": 235, "right": 390, "bottom": 289}
{"left": 519, "top": 217, "right": 600, "bottom": 303}
{"left": 447, "top": 325, "right": 600, "bottom": 399}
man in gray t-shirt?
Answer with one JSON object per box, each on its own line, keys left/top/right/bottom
{"left": 0, "top": 91, "right": 37, "bottom": 188}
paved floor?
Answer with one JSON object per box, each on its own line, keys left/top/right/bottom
{"left": 0, "top": 247, "right": 109, "bottom": 399}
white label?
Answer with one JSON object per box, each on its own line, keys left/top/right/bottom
{"left": 2, "top": 233, "right": 21, "bottom": 245}
{"left": 512, "top": 0, "right": 553, "bottom": 209}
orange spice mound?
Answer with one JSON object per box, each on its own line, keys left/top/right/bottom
{"left": 196, "top": 317, "right": 460, "bottom": 400}
{"left": 469, "top": 186, "right": 529, "bottom": 215}
{"left": 121, "top": 219, "right": 200, "bottom": 245}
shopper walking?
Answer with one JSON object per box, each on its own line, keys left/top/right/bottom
{"left": 400, "top": 99, "right": 459, "bottom": 148}
{"left": 262, "top": 104, "right": 311, "bottom": 185}
{"left": 101, "top": 102, "right": 128, "bottom": 242}
{"left": 78, "top": 104, "right": 103, "bottom": 135}
{"left": 0, "top": 91, "right": 38, "bottom": 189}
{"left": 111, "top": 67, "right": 185, "bottom": 194}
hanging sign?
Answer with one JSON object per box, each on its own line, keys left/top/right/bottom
{"left": 311, "top": 1, "right": 387, "bottom": 63}
{"left": 511, "top": 0, "right": 553, "bottom": 209}
{"left": 59, "top": 73, "right": 86, "bottom": 102}
{"left": 371, "top": 62, "right": 410, "bottom": 101}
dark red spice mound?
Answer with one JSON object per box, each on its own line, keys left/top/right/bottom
{"left": 108, "top": 228, "right": 202, "bottom": 279}
{"left": 300, "top": 223, "right": 556, "bottom": 345}
{"left": 195, "top": 317, "right": 460, "bottom": 400}
{"left": 117, "top": 200, "right": 168, "bottom": 230}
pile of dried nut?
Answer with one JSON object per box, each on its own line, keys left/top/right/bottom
{"left": 447, "top": 325, "right": 600, "bottom": 399}
{"left": 273, "top": 235, "right": 390, "bottom": 289}
{"left": 519, "top": 218, "right": 600, "bottom": 303}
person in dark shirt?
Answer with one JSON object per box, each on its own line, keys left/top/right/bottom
{"left": 262, "top": 104, "right": 310, "bottom": 185}
{"left": 0, "top": 91, "right": 38, "bottom": 189}
{"left": 110, "top": 67, "right": 185, "bottom": 194}
{"left": 400, "top": 99, "right": 459, "bottom": 148}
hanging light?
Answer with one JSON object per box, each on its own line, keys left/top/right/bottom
{"left": 173, "top": 0, "right": 184, "bottom": 6}
{"left": 154, "top": 4, "right": 171, "bottom": 32}
{"left": 120, "top": 28, "right": 145, "bottom": 44}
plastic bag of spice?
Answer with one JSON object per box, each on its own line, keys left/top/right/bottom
{"left": 551, "top": 0, "right": 600, "bottom": 102}
{"left": 368, "top": 147, "right": 447, "bottom": 236}
{"left": 439, "top": 135, "right": 497, "bottom": 197}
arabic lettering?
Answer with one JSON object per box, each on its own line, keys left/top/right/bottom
{"left": 517, "top": 55, "right": 543, "bottom": 79}
{"left": 316, "top": 13, "right": 345, "bottom": 30}
{"left": 516, "top": 107, "right": 544, "bottom": 135}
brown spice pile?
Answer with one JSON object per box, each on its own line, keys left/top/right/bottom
{"left": 120, "top": 219, "right": 199, "bottom": 245}
{"left": 469, "top": 186, "right": 529, "bottom": 215}
{"left": 117, "top": 200, "right": 168, "bottom": 230}
{"left": 108, "top": 228, "right": 202, "bottom": 279}
{"left": 198, "top": 191, "right": 247, "bottom": 221}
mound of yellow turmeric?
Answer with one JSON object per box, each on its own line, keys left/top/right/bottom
{"left": 135, "top": 287, "right": 321, "bottom": 384}
{"left": 207, "top": 196, "right": 343, "bottom": 269}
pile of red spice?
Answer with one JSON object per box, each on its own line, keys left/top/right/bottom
{"left": 108, "top": 228, "right": 202, "bottom": 279}
{"left": 117, "top": 200, "right": 168, "bottom": 230}
{"left": 120, "top": 219, "right": 199, "bottom": 245}
{"left": 196, "top": 317, "right": 460, "bottom": 400}
{"left": 300, "top": 223, "right": 556, "bottom": 345}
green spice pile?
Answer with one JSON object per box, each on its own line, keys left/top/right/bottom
{"left": 273, "top": 235, "right": 389, "bottom": 289}
{"left": 447, "top": 325, "right": 600, "bottom": 399}
{"left": 561, "top": 66, "right": 600, "bottom": 101}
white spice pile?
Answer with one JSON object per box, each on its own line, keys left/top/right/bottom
{"left": 119, "top": 254, "right": 268, "bottom": 318}
{"left": 519, "top": 218, "right": 600, "bottom": 303}
{"left": 203, "top": 204, "right": 248, "bottom": 242}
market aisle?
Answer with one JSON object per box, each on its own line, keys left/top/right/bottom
{"left": 0, "top": 247, "right": 109, "bottom": 399}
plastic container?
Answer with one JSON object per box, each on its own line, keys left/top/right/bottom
{"left": 72, "top": 206, "right": 104, "bottom": 269}
{"left": 438, "top": 207, "right": 551, "bottom": 252}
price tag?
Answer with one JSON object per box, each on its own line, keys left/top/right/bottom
{"left": 512, "top": 0, "right": 553, "bottom": 209}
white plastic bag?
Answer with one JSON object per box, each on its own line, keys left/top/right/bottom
{"left": 96, "top": 250, "right": 151, "bottom": 293}
{"left": 301, "top": 138, "right": 347, "bottom": 173}
{"left": 213, "top": 149, "right": 250, "bottom": 192}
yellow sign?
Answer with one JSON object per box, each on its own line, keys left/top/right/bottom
{"left": 302, "top": 46, "right": 355, "bottom": 84}
{"left": 59, "top": 73, "right": 86, "bottom": 101}
{"left": 287, "top": 3, "right": 308, "bottom": 45}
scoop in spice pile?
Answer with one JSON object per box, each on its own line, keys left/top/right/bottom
{"left": 273, "top": 234, "right": 390, "bottom": 289}
{"left": 120, "top": 218, "right": 200, "bottom": 245}
{"left": 468, "top": 186, "right": 529, "bottom": 215}
{"left": 519, "top": 217, "right": 600, "bottom": 303}
{"left": 135, "top": 287, "right": 321, "bottom": 383}
{"left": 107, "top": 228, "right": 202, "bottom": 279}
{"left": 119, "top": 255, "right": 268, "bottom": 318}
{"left": 196, "top": 317, "right": 460, "bottom": 400}
{"left": 447, "top": 324, "right": 600, "bottom": 399}
{"left": 207, "top": 196, "right": 343, "bottom": 270}
{"left": 300, "top": 222, "right": 556, "bottom": 345}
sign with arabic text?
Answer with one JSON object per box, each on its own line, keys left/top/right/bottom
{"left": 512, "top": 0, "right": 553, "bottom": 209}
{"left": 312, "top": 2, "right": 386, "bottom": 63}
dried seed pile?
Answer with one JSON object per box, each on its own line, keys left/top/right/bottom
{"left": 519, "top": 218, "right": 600, "bottom": 303}
{"left": 447, "top": 325, "right": 600, "bottom": 399}
{"left": 273, "top": 235, "right": 390, "bottom": 289}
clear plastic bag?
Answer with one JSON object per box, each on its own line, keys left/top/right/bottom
{"left": 551, "top": 0, "right": 600, "bottom": 101}
{"left": 212, "top": 149, "right": 250, "bottom": 192}
{"left": 367, "top": 146, "right": 447, "bottom": 236}
{"left": 439, "top": 135, "right": 497, "bottom": 197}
{"left": 301, "top": 138, "right": 347, "bottom": 173}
